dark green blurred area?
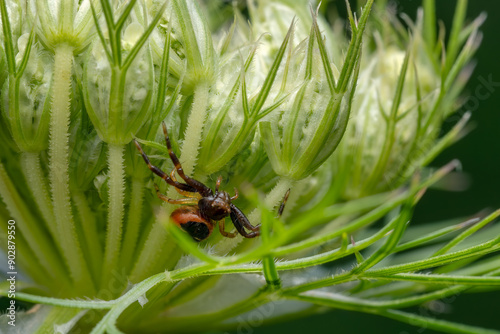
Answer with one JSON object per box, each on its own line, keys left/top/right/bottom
{"left": 234, "top": 1, "right": 500, "bottom": 333}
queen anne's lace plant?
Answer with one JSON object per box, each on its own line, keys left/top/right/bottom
{"left": 0, "top": 0, "right": 498, "bottom": 333}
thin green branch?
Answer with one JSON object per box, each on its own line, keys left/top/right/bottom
{"left": 394, "top": 217, "right": 479, "bottom": 253}
{"left": 433, "top": 210, "right": 500, "bottom": 256}
{"left": 90, "top": 273, "right": 168, "bottom": 334}
{"left": 366, "top": 273, "right": 500, "bottom": 286}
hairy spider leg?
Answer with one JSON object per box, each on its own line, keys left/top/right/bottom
{"left": 170, "top": 169, "right": 202, "bottom": 199}
{"left": 154, "top": 184, "right": 199, "bottom": 205}
{"left": 162, "top": 122, "right": 212, "bottom": 197}
{"left": 134, "top": 140, "right": 196, "bottom": 193}
{"left": 218, "top": 219, "right": 237, "bottom": 238}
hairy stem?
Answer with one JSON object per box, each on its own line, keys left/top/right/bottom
{"left": 102, "top": 143, "right": 126, "bottom": 288}
{"left": 49, "top": 44, "right": 94, "bottom": 294}
{"left": 179, "top": 82, "right": 209, "bottom": 175}
{"left": 73, "top": 190, "right": 103, "bottom": 282}
{"left": 20, "top": 152, "right": 56, "bottom": 238}
{"left": 120, "top": 177, "right": 145, "bottom": 273}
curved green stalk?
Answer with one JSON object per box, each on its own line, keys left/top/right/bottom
{"left": 49, "top": 44, "right": 94, "bottom": 294}
{"left": 90, "top": 273, "right": 168, "bottom": 334}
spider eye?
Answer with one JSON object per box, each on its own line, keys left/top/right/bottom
{"left": 180, "top": 221, "right": 210, "bottom": 241}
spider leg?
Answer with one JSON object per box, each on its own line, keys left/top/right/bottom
{"left": 134, "top": 140, "right": 196, "bottom": 193}
{"left": 154, "top": 184, "right": 199, "bottom": 205}
{"left": 162, "top": 122, "right": 213, "bottom": 197}
{"left": 276, "top": 189, "right": 290, "bottom": 218}
{"left": 218, "top": 219, "right": 237, "bottom": 238}
{"left": 230, "top": 203, "right": 260, "bottom": 234}
{"left": 170, "top": 169, "right": 202, "bottom": 199}
{"left": 229, "top": 189, "right": 291, "bottom": 237}
{"left": 230, "top": 188, "right": 238, "bottom": 201}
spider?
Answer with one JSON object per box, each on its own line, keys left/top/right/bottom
{"left": 134, "top": 122, "right": 290, "bottom": 242}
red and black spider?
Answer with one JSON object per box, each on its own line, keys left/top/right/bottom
{"left": 134, "top": 122, "right": 289, "bottom": 242}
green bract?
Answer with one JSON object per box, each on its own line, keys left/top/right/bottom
{"left": 0, "top": 0, "right": 498, "bottom": 333}
{"left": 31, "top": 0, "right": 97, "bottom": 54}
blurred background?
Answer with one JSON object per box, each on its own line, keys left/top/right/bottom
{"left": 232, "top": 0, "right": 500, "bottom": 333}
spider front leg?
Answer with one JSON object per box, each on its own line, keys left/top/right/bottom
{"left": 134, "top": 140, "right": 196, "bottom": 193}
{"left": 230, "top": 204, "right": 260, "bottom": 237}
{"left": 161, "top": 122, "right": 212, "bottom": 197}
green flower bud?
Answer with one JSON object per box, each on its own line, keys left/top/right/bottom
{"left": 83, "top": 38, "right": 153, "bottom": 144}
{"left": 160, "top": 0, "right": 216, "bottom": 94}
{"left": 1, "top": 34, "right": 52, "bottom": 152}
{"left": 260, "top": 4, "right": 371, "bottom": 181}
{"left": 329, "top": 8, "right": 483, "bottom": 200}
{"left": 31, "top": 0, "right": 96, "bottom": 53}
{"left": 82, "top": 0, "right": 166, "bottom": 145}
{"left": 195, "top": 22, "right": 294, "bottom": 175}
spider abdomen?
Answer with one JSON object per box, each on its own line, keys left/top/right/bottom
{"left": 171, "top": 206, "right": 214, "bottom": 242}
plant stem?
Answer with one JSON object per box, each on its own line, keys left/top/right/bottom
{"left": 0, "top": 162, "right": 70, "bottom": 290}
{"left": 130, "top": 83, "right": 209, "bottom": 280}
{"left": 91, "top": 273, "right": 167, "bottom": 334}
{"left": 120, "top": 177, "right": 145, "bottom": 273}
{"left": 102, "top": 143, "right": 126, "bottom": 288}
{"left": 49, "top": 44, "right": 94, "bottom": 294}
{"left": 73, "top": 190, "right": 103, "bottom": 282}
{"left": 20, "top": 152, "right": 56, "bottom": 238}
{"left": 179, "top": 82, "right": 209, "bottom": 175}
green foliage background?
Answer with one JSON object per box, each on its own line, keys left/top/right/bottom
{"left": 0, "top": 0, "right": 498, "bottom": 332}
{"left": 248, "top": 1, "right": 500, "bottom": 333}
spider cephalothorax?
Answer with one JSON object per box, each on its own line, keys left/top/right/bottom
{"left": 134, "top": 122, "right": 289, "bottom": 242}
